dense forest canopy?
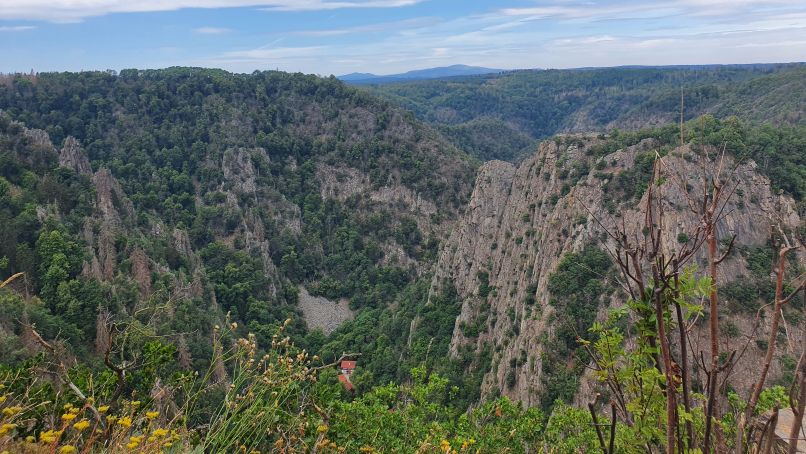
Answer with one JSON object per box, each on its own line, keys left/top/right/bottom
{"left": 0, "top": 66, "right": 804, "bottom": 453}
{"left": 0, "top": 68, "right": 478, "bottom": 407}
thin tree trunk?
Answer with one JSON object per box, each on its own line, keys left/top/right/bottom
{"left": 704, "top": 225, "right": 720, "bottom": 453}
{"left": 762, "top": 408, "right": 779, "bottom": 454}
{"left": 788, "top": 354, "right": 806, "bottom": 454}
{"left": 653, "top": 273, "right": 677, "bottom": 454}
{"left": 673, "top": 260, "right": 695, "bottom": 449}
{"left": 588, "top": 402, "right": 609, "bottom": 454}
{"left": 786, "top": 287, "right": 806, "bottom": 454}
{"left": 738, "top": 247, "right": 793, "bottom": 452}
{"left": 609, "top": 402, "right": 617, "bottom": 454}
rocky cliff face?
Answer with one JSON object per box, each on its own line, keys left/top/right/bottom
{"left": 434, "top": 136, "right": 804, "bottom": 406}
{"left": 315, "top": 162, "right": 443, "bottom": 269}
{"left": 58, "top": 136, "right": 92, "bottom": 176}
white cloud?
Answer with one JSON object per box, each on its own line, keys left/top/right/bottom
{"left": 188, "top": 45, "right": 332, "bottom": 74}
{"left": 0, "top": 0, "right": 422, "bottom": 22}
{"left": 0, "top": 25, "right": 36, "bottom": 31}
{"left": 262, "top": 0, "right": 420, "bottom": 12}
{"left": 431, "top": 47, "right": 449, "bottom": 57}
{"left": 497, "top": 3, "right": 681, "bottom": 22}
{"left": 221, "top": 45, "right": 327, "bottom": 60}
{"left": 497, "top": 0, "right": 805, "bottom": 23}
{"left": 194, "top": 27, "right": 232, "bottom": 34}
{"left": 499, "top": 6, "right": 585, "bottom": 18}
{"left": 552, "top": 35, "right": 617, "bottom": 46}
{"left": 293, "top": 16, "right": 437, "bottom": 37}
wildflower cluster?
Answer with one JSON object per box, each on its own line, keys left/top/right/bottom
{"left": 198, "top": 318, "right": 334, "bottom": 453}
{"left": 0, "top": 379, "right": 180, "bottom": 454}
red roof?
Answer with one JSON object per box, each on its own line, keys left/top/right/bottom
{"left": 340, "top": 360, "right": 357, "bottom": 370}
{"left": 338, "top": 374, "right": 354, "bottom": 392}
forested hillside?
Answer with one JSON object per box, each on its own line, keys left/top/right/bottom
{"left": 368, "top": 64, "right": 806, "bottom": 161}
{"left": 0, "top": 67, "right": 475, "bottom": 383}
{"left": 0, "top": 67, "right": 804, "bottom": 453}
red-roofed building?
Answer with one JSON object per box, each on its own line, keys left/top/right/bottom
{"left": 340, "top": 360, "right": 357, "bottom": 375}
{"left": 337, "top": 359, "right": 357, "bottom": 392}
{"left": 338, "top": 373, "right": 355, "bottom": 393}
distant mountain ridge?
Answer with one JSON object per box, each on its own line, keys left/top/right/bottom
{"left": 365, "top": 63, "right": 806, "bottom": 161}
{"left": 339, "top": 64, "right": 505, "bottom": 84}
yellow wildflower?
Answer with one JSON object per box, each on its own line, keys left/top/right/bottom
{"left": 163, "top": 442, "right": 173, "bottom": 448}
{"left": 2, "top": 406, "right": 22, "bottom": 416}
{"left": 73, "top": 420, "right": 91, "bottom": 431}
{"left": 146, "top": 411, "right": 159, "bottom": 419}
{"left": 130, "top": 400, "right": 141, "bottom": 407}
{"left": 39, "top": 429, "right": 63, "bottom": 443}
{"left": 0, "top": 423, "right": 17, "bottom": 436}
{"left": 0, "top": 395, "right": 6, "bottom": 404}
{"left": 58, "top": 446, "right": 77, "bottom": 454}
{"left": 317, "top": 424, "right": 328, "bottom": 433}
{"left": 440, "top": 440, "right": 452, "bottom": 453}
{"left": 98, "top": 405, "right": 110, "bottom": 413}
{"left": 61, "top": 412, "right": 77, "bottom": 421}
{"left": 129, "top": 435, "right": 143, "bottom": 445}
{"left": 117, "top": 416, "right": 132, "bottom": 428}
{"left": 126, "top": 441, "right": 139, "bottom": 449}
{"left": 26, "top": 435, "right": 36, "bottom": 443}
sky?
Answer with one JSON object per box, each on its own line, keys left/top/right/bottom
{"left": 1, "top": 0, "right": 805, "bottom": 76}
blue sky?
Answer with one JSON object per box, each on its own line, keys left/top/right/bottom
{"left": 1, "top": 0, "right": 805, "bottom": 75}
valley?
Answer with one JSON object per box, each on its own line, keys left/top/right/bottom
{"left": 0, "top": 65, "right": 804, "bottom": 452}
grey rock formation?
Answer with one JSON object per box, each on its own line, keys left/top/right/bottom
{"left": 434, "top": 137, "right": 804, "bottom": 406}
{"left": 222, "top": 148, "right": 260, "bottom": 194}
{"left": 298, "top": 286, "right": 354, "bottom": 335}
{"left": 92, "top": 168, "right": 134, "bottom": 225}
{"left": 22, "top": 126, "right": 52, "bottom": 150}
{"left": 58, "top": 136, "right": 92, "bottom": 175}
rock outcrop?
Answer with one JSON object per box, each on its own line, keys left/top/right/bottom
{"left": 92, "top": 168, "right": 134, "bottom": 225}
{"left": 434, "top": 136, "right": 804, "bottom": 406}
{"left": 297, "top": 286, "right": 354, "bottom": 335}
{"left": 315, "top": 162, "right": 443, "bottom": 268}
{"left": 131, "top": 247, "right": 152, "bottom": 296}
{"left": 58, "top": 136, "right": 92, "bottom": 175}
{"left": 81, "top": 167, "right": 136, "bottom": 283}
{"left": 21, "top": 126, "right": 52, "bottom": 150}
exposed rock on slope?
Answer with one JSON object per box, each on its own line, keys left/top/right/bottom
{"left": 298, "top": 286, "right": 354, "bottom": 335}
{"left": 58, "top": 136, "right": 92, "bottom": 175}
{"left": 434, "top": 136, "right": 803, "bottom": 406}
{"left": 92, "top": 168, "right": 134, "bottom": 225}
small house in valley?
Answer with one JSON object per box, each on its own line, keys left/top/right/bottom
{"left": 338, "top": 359, "right": 357, "bottom": 392}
